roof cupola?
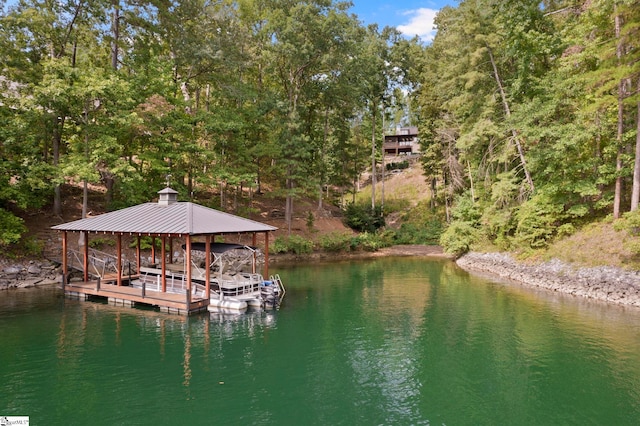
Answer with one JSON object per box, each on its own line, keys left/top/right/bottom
{"left": 158, "top": 187, "right": 178, "bottom": 206}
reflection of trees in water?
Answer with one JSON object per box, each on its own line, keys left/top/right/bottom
{"left": 54, "top": 302, "right": 280, "bottom": 393}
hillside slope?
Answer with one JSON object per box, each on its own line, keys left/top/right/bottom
{"left": 5, "top": 161, "right": 637, "bottom": 271}
{"left": 364, "top": 162, "right": 638, "bottom": 270}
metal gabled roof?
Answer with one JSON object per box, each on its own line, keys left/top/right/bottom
{"left": 51, "top": 202, "right": 277, "bottom": 235}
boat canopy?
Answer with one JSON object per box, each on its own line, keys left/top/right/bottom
{"left": 183, "top": 242, "right": 257, "bottom": 253}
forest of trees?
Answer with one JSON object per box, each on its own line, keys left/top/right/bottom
{"left": 0, "top": 0, "right": 421, "bottom": 244}
{"left": 1, "top": 0, "right": 639, "bottom": 256}
{"left": 421, "top": 0, "right": 640, "bottom": 254}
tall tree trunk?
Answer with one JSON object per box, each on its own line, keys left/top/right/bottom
{"left": 99, "top": 1, "right": 119, "bottom": 206}
{"left": 82, "top": 99, "right": 89, "bottom": 223}
{"left": 430, "top": 177, "right": 437, "bottom": 210}
{"left": 319, "top": 107, "right": 329, "bottom": 211}
{"left": 104, "top": 172, "right": 114, "bottom": 206}
{"left": 52, "top": 115, "right": 64, "bottom": 216}
{"left": 486, "top": 44, "right": 534, "bottom": 193}
{"left": 467, "top": 160, "right": 475, "bottom": 202}
{"left": 381, "top": 113, "right": 385, "bottom": 215}
{"left": 631, "top": 78, "right": 640, "bottom": 211}
{"left": 613, "top": 8, "right": 625, "bottom": 218}
{"left": 284, "top": 78, "right": 300, "bottom": 235}
{"left": 286, "top": 174, "right": 293, "bottom": 235}
{"left": 111, "top": 1, "right": 119, "bottom": 70}
{"left": 370, "top": 100, "right": 377, "bottom": 211}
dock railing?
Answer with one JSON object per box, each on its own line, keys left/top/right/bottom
{"left": 67, "top": 248, "right": 137, "bottom": 279}
{"left": 135, "top": 268, "right": 208, "bottom": 299}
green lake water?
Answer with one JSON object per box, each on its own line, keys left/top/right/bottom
{"left": 1, "top": 257, "right": 640, "bottom": 425}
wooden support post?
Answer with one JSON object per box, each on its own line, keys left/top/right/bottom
{"left": 161, "top": 236, "right": 167, "bottom": 292}
{"left": 96, "top": 277, "right": 101, "bottom": 291}
{"left": 264, "top": 231, "right": 270, "bottom": 278}
{"left": 252, "top": 232, "right": 257, "bottom": 274}
{"left": 62, "top": 232, "right": 68, "bottom": 289}
{"left": 186, "top": 234, "right": 192, "bottom": 307}
{"left": 205, "top": 235, "right": 211, "bottom": 300}
{"left": 116, "top": 234, "right": 122, "bottom": 286}
{"left": 83, "top": 233, "right": 89, "bottom": 282}
{"left": 142, "top": 280, "right": 146, "bottom": 298}
{"left": 151, "top": 237, "right": 156, "bottom": 265}
{"left": 136, "top": 235, "right": 141, "bottom": 274}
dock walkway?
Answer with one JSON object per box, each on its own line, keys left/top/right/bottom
{"left": 64, "top": 279, "right": 208, "bottom": 315}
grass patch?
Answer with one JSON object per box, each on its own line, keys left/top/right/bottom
{"left": 544, "top": 219, "right": 640, "bottom": 269}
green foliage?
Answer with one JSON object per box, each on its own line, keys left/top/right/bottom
{"left": 129, "top": 236, "right": 166, "bottom": 251}
{"left": 306, "top": 211, "right": 315, "bottom": 232}
{"left": 414, "top": 0, "right": 640, "bottom": 259}
{"left": 513, "top": 194, "right": 564, "bottom": 249}
{"left": 391, "top": 199, "right": 446, "bottom": 245}
{"left": 440, "top": 221, "right": 480, "bottom": 257}
{"left": 88, "top": 238, "right": 116, "bottom": 249}
{"left": 491, "top": 171, "right": 520, "bottom": 209}
{"left": 344, "top": 203, "right": 385, "bottom": 233}
{"left": 0, "top": 209, "right": 27, "bottom": 246}
{"left": 272, "top": 235, "right": 314, "bottom": 255}
{"left": 316, "top": 229, "right": 395, "bottom": 253}
{"left": 614, "top": 210, "right": 640, "bottom": 234}
{"left": 451, "top": 194, "right": 482, "bottom": 225}
{"left": 439, "top": 194, "right": 483, "bottom": 256}
{"left": 355, "top": 231, "right": 393, "bottom": 252}
{"left": 386, "top": 161, "right": 409, "bottom": 171}
{"left": 20, "top": 236, "right": 45, "bottom": 257}
{"left": 393, "top": 221, "right": 443, "bottom": 245}
{"left": 381, "top": 198, "right": 412, "bottom": 215}
{"left": 236, "top": 206, "right": 261, "bottom": 220}
{"left": 614, "top": 211, "right": 640, "bottom": 256}
{"left": 1, "top": 0, "right": 639, "bottom": 267}
{"left": 6, "top": 236, "right": 44, "bottom": 259}
{"left": 481, "top": 206, "right": 515, "bottom": 250}
{"left": 317, "top": 232, "right": 357, "bottom": 252}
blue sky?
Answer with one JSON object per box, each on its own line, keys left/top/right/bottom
{"left": 348, "top": 0, "right": 456, "bottom": 42}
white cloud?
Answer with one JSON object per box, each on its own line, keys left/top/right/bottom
{"left": 397, "top": 8, "right": 438, "bottom": 43}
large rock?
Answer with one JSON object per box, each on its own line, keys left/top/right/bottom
{"left": 0, "top": 260, "right": 61, "bottom": 290}
{"left": 3, "top": 266, "right": 22, "bottom": 277}
{"left": 17, "top": 278, "right": 43, "bottom": 288}
{"left": 27, "top": 265, "right": 42, "bottom": 275}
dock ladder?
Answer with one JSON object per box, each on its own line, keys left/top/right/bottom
{"left": 269, "top": 274, "right": 286, "bottom": 306}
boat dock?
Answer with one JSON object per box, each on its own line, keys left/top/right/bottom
{"left": 51, "top": 187, "right": 279, "bottom": 316}
{"left": 64, "top": 277, "right": 209, "bottom": 315}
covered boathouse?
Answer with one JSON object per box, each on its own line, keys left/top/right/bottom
{"left": 51, "top": 187, "right": 277, "bottom": 314}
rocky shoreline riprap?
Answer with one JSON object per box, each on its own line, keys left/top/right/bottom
{"left": 0, "top": 259, "right": 62, "bottom": 290}
{"left": 456, "top": 252, "right": 640, "bottom": 308}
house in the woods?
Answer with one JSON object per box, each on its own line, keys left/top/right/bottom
{"left": 383, "top": 126, "right": 419, "bottom": 156}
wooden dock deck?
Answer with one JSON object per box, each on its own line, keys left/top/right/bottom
{"left": 64, "top": 280, "right": 209, "bottom": 315}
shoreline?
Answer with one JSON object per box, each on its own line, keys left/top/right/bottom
{"left": 3, "top": 247, "right": 640, "bottom": 311}
{"left": 269, "top": 244, "right": 451, "bottom": 264}
{"left": 0, "top": 245, "right": 449, "bottom": 290}
{"left": 456, "top": 252, "right": 640, "bottom": 309}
